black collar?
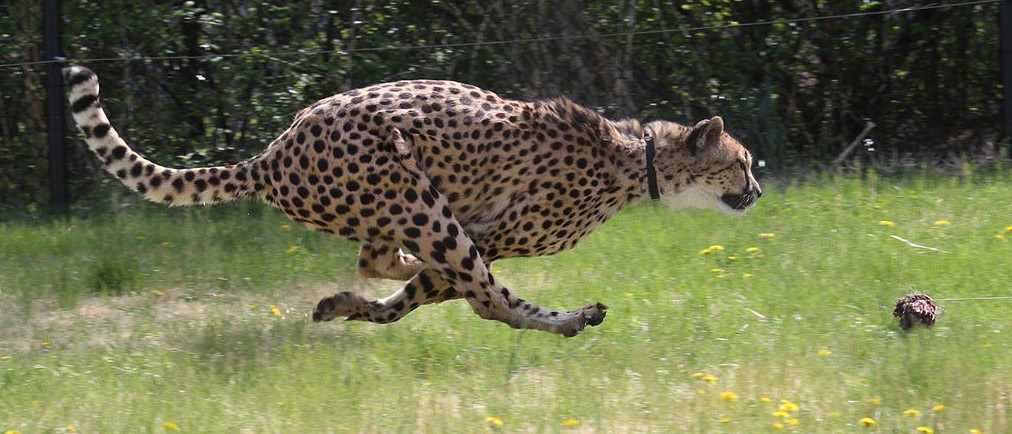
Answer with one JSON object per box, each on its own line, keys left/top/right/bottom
{"left": 645, "top": 135, "right": 660, "bottom": 201}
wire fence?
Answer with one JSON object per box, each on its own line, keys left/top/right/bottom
{"left": 2, "top": 0, "right": 1004, "bottom": 210}
{"left": 0, "top": 0, "right": 1000, "bottom": 69}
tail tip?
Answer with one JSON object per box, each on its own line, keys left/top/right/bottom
{"left": 62, "top": 66, "right": 96, "bottom": 87}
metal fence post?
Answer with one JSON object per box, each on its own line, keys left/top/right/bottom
{"left": 44, "top": 0, "right": 68, "bottom": 212}
{"left": 1002, "top": 0, "right": 1012, "bottom": 139}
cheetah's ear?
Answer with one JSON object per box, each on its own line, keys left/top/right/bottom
{"left": 685, "top": 116, "right": 724, "bottom": 157}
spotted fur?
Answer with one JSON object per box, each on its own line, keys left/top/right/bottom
{"left": 64, "top": 66, "right": 761, "bottom": 337}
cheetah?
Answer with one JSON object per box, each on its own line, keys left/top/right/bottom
{"left": 64, "top": 66, "right": 761, "bottom": 337}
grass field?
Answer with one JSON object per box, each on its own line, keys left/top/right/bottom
{"left": 1, "top": 171, "right": 1009, "bottom": 433}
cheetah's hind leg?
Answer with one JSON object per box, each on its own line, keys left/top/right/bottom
{"left": 313, "top": 268, "right": 457, "bottom": 324}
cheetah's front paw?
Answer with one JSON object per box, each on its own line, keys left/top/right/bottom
{"left": 561, "top": 302, "right": 609, "bottom": 337}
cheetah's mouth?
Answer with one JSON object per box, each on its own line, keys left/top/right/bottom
{"left": 720, "top": 191, "right": 758, "bottom": 212}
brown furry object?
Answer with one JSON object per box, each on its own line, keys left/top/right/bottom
{"left": 893, "top": 292, "right": 937, "bottom": 330}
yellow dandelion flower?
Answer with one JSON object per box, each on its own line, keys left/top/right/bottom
{"left": 759, "top": 396, "right": 773, "bottom": 403}
{"left": 697, "top": 389, "right": 707, "bottom": 395}
{"left": 699, "top": 248, "right": 713, "bottom": 255}
{"left": 758, "top": 232, "right": 776, "bottom": 238}
{"left": 6, "top": 430, "right": 22, "bottom": 434}
{"left": 728, "top": 255, "right": 738, "bottom": 261}
{"left": 421, "top": 380, "right": 432, "bottom": 387}
{"left": 1005, "top": 225, "right": 1012, "bottom": 232}
{"left": 285, "top": 245, "right": 299, "bottom": 254}
{"left": 772, "top": 411, "right": 791, "bottom": 418}
{"left": 746, "top": 247, "right": 761, "bottom": 253}
{"left": 152, "top": 290, "right": 165, "bottom": 297}
{"left": 703, "top": 374, "right": 716, "bottom": 383}
{"left": 772, "top": 422, "right": 785, "bottom": 429}
{"left": 281, "top": 224, "right": 292, "bottom": 230}
{"left": 720, "top": 391, "right": 739, "bottom": 402}
{"left": 932, "top": 404, "right": 945, "bottom": 412}
{"left": 983, "top": 343, "right": 994, "bottom": 348}
{"left": 869, "top": 397, "right": 881, "bottom": 406}
{"left": 995, "top": 234, "right": 1007, "bottom": 241}
{"left": 878, "top": 220, "right": 895, "bottom": 227}
{"left": 714, "top": 274, "right": 728, "bottom": 280}
{"left": 709, "top": 245, "right": 725, "bottom": 251}
{"left": 934, "top": 220, "right": 951, "bottom": 226}
{"left": 484, "top": 416, "right": 504, "bottom": 426}
{"left": 562, "top": 418, "right": 580, "bottom": 428}
{"left": 1, "top": 356, "right": 12, "bottom": 361}
{"left": 818, "top": 349, "right": 833, "bottom": 357}
{"left": 904, "top": 408, "right": 921, "bottom": 416}
{"left": 718, "top": 417, "right": 732, "bottom": 423}
{"left": 917, "top": 427, "right": 934, "bottom": 434}
{"left": 160, "top": 241, "right": 172, "bottom": 247}
{"left": 742, "top": 273, "right": 754, "bottom": 279}
{"left": 163, "top": 421, "right": 181, "bottom": 431}
{"left": 42, "top": 341, "right": 51, "bottom": 346}
{"left": 710, "top": 268, "right": 726, "bottom": 273}
{"left": 66, "top": 425, "right": 76, "bottom": 433}
{"left": 271, "top": 305, "right": 282, "bottom": 317}
{"left": 969, "top": 429, "right": 983, "bottom": 434}
{"left": 859, "top": 417, "right": 876, "bottom": 427}
{"left": 779, "top": 400, "right": 799, "bottom": 413}
{"left": 691, "top": 372, "right": 706, "bottom": 380}
{"left": 786, "top": 418, "right": 800, "bottom": 426}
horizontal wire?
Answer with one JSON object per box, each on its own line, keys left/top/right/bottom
{"left": 0, "top": 0, "right": 999, "bottom": 69}
{"left": 936, "top": 296, "right": 1012, "bottom": 301}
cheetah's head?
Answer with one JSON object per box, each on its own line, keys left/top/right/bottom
{"left": 646, "top": 116, "right": 762, "bottom": 216}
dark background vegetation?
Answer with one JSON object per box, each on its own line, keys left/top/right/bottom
{"left": 0, "top": 0, "right": 1006, "bottom": 213}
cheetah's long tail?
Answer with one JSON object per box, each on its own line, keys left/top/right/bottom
{"left": 63, "top": 66, "right": 264, "bottom": 206}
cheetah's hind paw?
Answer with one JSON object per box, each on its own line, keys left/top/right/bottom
{"left": 312, "top": 291, "right": 376, "bottom": 322}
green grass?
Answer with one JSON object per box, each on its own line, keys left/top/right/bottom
{"left": 1, "top": 172, "right": 1009, "bottom": 433}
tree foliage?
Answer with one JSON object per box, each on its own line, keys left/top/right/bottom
{"left": 0, "top": 0, "right": 1004, "bottom": 211}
